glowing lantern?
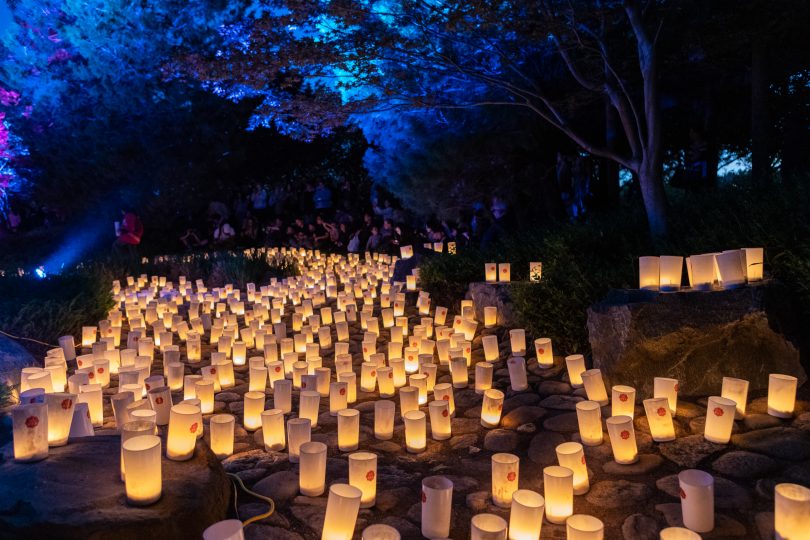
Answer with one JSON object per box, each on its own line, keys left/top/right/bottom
{"left": 122, "top": 435, "right": 161, "bottom": 506}
{"left": 361, "top": 524, "right": 400, "bottom": 540}
{"left": 716, "top": 250, "right": 746, "bottom": 289}
{"left": 447, "top": 357, "right": 467, "bottom": 389}
{"left": 687, "top": 253, "right": 716, "bottom": 290}
{"left": 565, "top": 515, "right": 604, "bottom": 539}
{"left": 209, "top": 414, "right": 235, "bottom": 458}
{"left": 322, "top": 484, "right": 362, "bottom": 540}
{"left": 330, "top": 381, "right": 349, "bottom": 416}
{"left": 743, "top": 247, "right": 764, "bottom": 281}
{"left": 374, "top": 400, "right": 395, "bottom": 440}
{"left": 775, "top": 483, "right": 810, "bottom": 539}
{"left": 348, "top": 451, "right": 377, "bottom": 508}
{"left": 433, "top": 383, "right": 455, "bottom": 416}
{"left": 338, "top": 408, "right": 360, "bottom": 451}
{"left": 498, "top": 263, "right": 510, "bottom": 282}
{"left": 606, "top": 415, "right": 637, "bottom": 464}
{"left": 581, "top": 369, "right": 609, "bottom": 405}
{"left": 428, "top": 400, "right": 452, "bottom": 440}
{"left": 508, "top": 489, "right": 544, "bottom": 540}
{"left": 643, "top": 397, "right": 676, "bottom": 442}
{"left": 532, "top": 338, "right": 553, "bottom": 369}
{"left": 376, "top": 367, "right": 395, "bottom": 397}
{"left": 704, "top": 396, "right": 736, "bottom": 444}
{"left": 12, "top": 402, "right": 48, "bottom": 462}
{"left": 195, "top": 379, "right": 215, "bottom": 415}
{"left": 121, "top": 420, "right": 155, "bottom": 481}
{"left": 471, "top": 514, "right": 507, "bottom": 540}
{"left": 69, "top": 402, "right": 94, "bottom": 438}
{"left": 484, "top": 307, "right": 497, "bottom": 328}
{"left": 491, "top": 453, "right": 519, "bottom": 507}
{"left": 273, "top": 379, "right": 293, "bottom": 414}
{"left": 242, "top": 391, "right": 265, "bottom": 431}
{"left": 638, "top": 256, "right": 660, "bottom": 290}
{"left": 422, "top": 476, "right": 453, "bottom": 538}
{"left": 81, "top": 326, "right": 97, "bottom": 348}
{"left": 485, "top": 263, "right": 497, "bottom": 283}
{"left": 58, "top": 335, "right": 77, "bottom": 362}
{"left": 768, "top": 374, "right": 798, "bottom": 418}
{"left": 475, "top": 362, "right": 494, "bottom": 394}
{"left": 654, "top": 377, "right": 679, "bottom": 415}
{"left": 249, "top": 366, "right": 268, "bottom": 392}
{"left": 507, "top": 329, "right": 525, "bottom": 356}
{"left": 79, "top": 383, "right": 103, "bottom": 427}
{"left": 203, "top": 520, "right": 244, "bottom": 540}
{"left": 399, "top": 386, "right": 419, "bottom": 418}
{"left": 543, "top": 465, "right": 574, "bottom": 524}
{"left": 565, "top": 355, "right": 586, "bottom": 388}
{"left": 337, "top": 372, "right": 357, "bottom": 404}
{"left": 720, "top": 377, "right": 749, "bottom": 418}
{"left": 481, "top": 389, "right": 505, "bottom": 428}
{"left": 299, "top": 390, "right": 321, "bottom": 427}
{"left": 659, "top": 256, "right": 684, "bottom": 292}
{"left": 261, "top": 408, "right": 286, "bottom": 451}
{"left": 480, "top": 336, "right": 498, "bottom": 363}
{"left": 678, "top": 469, "right": 714, "bottom": 533}
{"left": 287, "top": 417, "right": 311, "bottom": 463}
{"left": 167, "top": 403, "right": 201, "bottom": 461}
{"left": 45, "top": 392, "right": 75, "bottom": 447}
{"left": 360, "top": 363, "right": 378, "bottom": 393}
{"left": 658, "top": 528, "right": 700, "bottom": 540}
{"left": 166, "top": 362, "right": 184, "bottom": 391}
{"left": 404, "top": 410, "right": 426, "bottom": 453}
{"left": 299, "top": 441, "right": 327, "bottom": 496}
{"left": 148, "top": 386, "right": 172, "bottom": 425}
{"left": 611, "top": 385, "right": 636, "bottom": 418}
{"left": 404, "top": 347, "right": 419, "bottom": 373}
{"left": 556, "top": 442, "right": 589, "bottom": 495}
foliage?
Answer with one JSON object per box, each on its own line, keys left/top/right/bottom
{"left": 0, "top": 382, "right": 11, "bottom": 408}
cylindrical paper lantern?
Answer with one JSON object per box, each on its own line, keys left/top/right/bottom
{"left": 606, "top": 415, "right": 637, "bottom": 464}
{"left": 704, "top": 396, "right": 736, "bottom": 444}
{"left": 389, "top": 358, "right": 406, "bottom": 387}
{"left": 506, "top": 357, "right": 528, "bottom": 392}
{"left": 556, "top": 442, "right": 589, "bottom": 495}
{"left": 261, "top": 408, "right": 286, "bottom": 451}
{"left": 122, "top": 434, "right": 162, "bottom": 506}
{"left": 543, "top": 465, "right": 574, "bottom": 524}
{"left": 509, "top": 329, "right": 525, "bottom": 356}
{"left": 720, "top": 376, "right": 749, "bottom": 418}
{"left": 678, "top": 469, "right": 714, "bottom": 533}
{"left": 299, "top": 441, "right": 327, "bottom": 496}
{"left": 167, "top": 403, "right": 200, "bottom": 461}
{"left": 203, "top": 520, "right": 244, "bottom": 540}
{"left": 565, "top": 514, "right": 604, "bottom": 540}
{"left": 768, "top": 374, "right": 798, "bottom": 418}
{"left": 148, "top": 386, "right": 172, "bottom": 425}
{"left": 422, "top": 476, "right": 453, "bottom": 538}
{"left": 404, "top": 410, "right": 426, "bottom": 453}
{"left": 287, "top": 417, "right": 311, "bottom": 464}
{"left": 322, "top": 483, "right": 362, "bottom": 540}
{"left": 611, "top": 385, "right": 636, "bottom": 419}
{"left": 508, "top": 489, "right": 544, "bottom": 540}
{"left": 491, "top": 453, "right": 519, "bottom": 508}
{"left": 534, "top": 338, "right": 553, "bottom": 368}
{"left": 654, "top": 377, "right": 679, "bottom": 415}
{"left": 481, "top": 389, "right": 505, "bottom": 428}
{"left": 361, "top": 524, "right": 400, "bottom": 540}
{"left": 59, "top": 335, "right": 77, "bottom": 361}
{"left": 643, "top": 397, "right": 676, "bottom": 442}
{"left": 121, "top": 420, "right": 156, "bottom": 481}
{"left": 471, "top": 513, "right": 508, "bottom": 540}
{"left": 658, "top": 527, "right": 701, "bottom": 540}
{"left": 484, "top": 307, "right": 497, "bottom": 328}
{"left": 348, "top": 451, "right": 377, "bottom": 508}
{"left": 338, "top": 372, "right": 357, "bottom": 404}
{"left": 79, "top": 383, "right": 103, "bottom": 427}
{"left": 374, "top": 400, "right": 395, "bottom": 440}
{"left": 433, "top": 383, "right": 455, "bottom": 416}
{"left": 360, "top": 363, "right": 378, "bottom": 393}
{"left": 475, "top": 362, "right": 494, "bottom": 394}
{"left": 330, "top": 381, "right": 349, "bottom": 416}
{"left": 581, "top": 369, "right": 609, "bottom": 406}
{"left": 209, "top": 414, "right": 235, "bottom": 458}
{"left": 299, "top": 390, "right": 321, "bottom": 427}
{"left": 69, "top": 402, "right": 94, "bottom": 438}
{"left": 166, "top": 362, "right": 184, "bottom": 391}
{"left": 273, "top": 379, "right": 293, "bottom": 414}
{"left": 249, "top": 366, "right": 268, "bottom": 393}
{"left": 376, "top": 367, "right": 395, "bottom": 397}
{"left": 195, "top": 379, "right": 216, "bottom": 415}
{"left": 775, "top": 483, "right": 810, "bottom": 539}
{"left": 399, "top": 386, "right": 419, "bottom": 418}
{"left": 428, "top": 400, "right": 451, "bottom": 440}
{"left": 338, "top": 408, "right": 360, "bottom": 451}
{"left": 575, "top": 401, "right": 603, "bottom": 446}
{"left": 12, "top": 402, "right": 48, "bottom": 462}
{"left": 45, "top": 392, "right": 75, "bottom": 447}
{"left": 243, "top": 391, "right": 265, "bottom": 431}
{"left": 565, "top": 354, "right": 586, "bottom": 388}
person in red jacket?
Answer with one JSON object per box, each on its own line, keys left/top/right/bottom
{"left": 114, "top": 208, "right": 143, "bottom": 259}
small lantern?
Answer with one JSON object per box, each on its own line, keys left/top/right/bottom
{"left": 121, "top": 420, "right": 156, "bottom": 481}
{"left": 481, "top": 389, "right": 505, "bottom": 428}
{"left": 508, "top": 489, "right": 544, "bottom": 540}
{"left": 400, "top": 245, "right": 414, "bottom": 259}
{"left": 122, "top": 434, "right": 161, "bottom": 506}
{"left": 399, "top": 386, "right": 419, "bottom": 418}
{"left": 534, "top": 338, "right": 553, "bottom": 368}
{"left": 768, "top": 373, "right": 798, "bottom": 418}
{"left": 59, "top": 335, "right": 77, "bottom": 362}
{"left": 565, "top": 355, "right": 586, "bottom": 388}
{"left": 498, "top": 263, "right": 510, "bottom": 283}
{"left": 638, "top": 256, "right": 660, "bottom": 290}
{"left": 209, "top": 414, "right": 235, "bottom": 458}
{"left": 361, "top": 524, "right": 400, "bottom": 540}
{"left": 654, "top": 377, "right": 679, "bottom": 415}
{"left": 338, "top": 372, "right": 357, "bottom": 404}
{"left": 491, "top": 453, "right": 519, "bottom": 508}
{"left": 422, "top": 476, "right": 453, "bottom": 538}
{"left": 475, "top": 362, "right": 494, "bottom": 394}
{"left": 81, "top": 326, "right": 97, "bottom": 348}
{"left": 479, "top": 335, "right": 498, "bottom": 363}
{"left": 148, "top": 386, "right": 172, "bottom": 425}
{"left": 471, "top": 514, "right": 507, "bottom": 540}
{"left": 348, "top": 451, "right": 377, "bottom": 508}
{"left": 203, "top": 520, "right": 244, "bottom": 540}
{"left": 374, "top": 400, "right": 395, "bottom": 440}
{"left": 273, "top": 379, "right": 293, "bottom": 414}
{"left": 167, "top": 403, "right": 201, "bottom": 461}
{"left": 581, "top": 369, "right": 609, "bottom": 405}
{"left": 508, "top": 329, "right": 526, "bottom": 356}
{"left": 338, "top": 408, "right": 360, "bottom": 451}
{"left": 428, "top": 400, "right": 452, "bottom": 440}
{"left": 166, "top": 362, "right": 184, "bottom": 391}
{"left": 195, "top": 379, "right": 215, "bottom": 415}
{"left": 299, "top": 390, "right": 321, "bottom": 427}
{"left": 322, "top": 484, "right": 362, "bottom": 540}
{"left": 687, "top": 253, "right": 716, "bottom": 290}
{"left": 720, "top": 377, "right": 749, "bottom": 418}
{"left": 79, "top": 383, "right": 103, "bottom": 427}
{"left": 556, "top": 442, "right": 589, "bottom": 495}
{"left": 406, "top": 275, "right": 417, "bottom": 291}
{"left": 330, "top": 381, "right": 349, "bottom": 415}
{"left": 611, "top": 385, "right": 636, "bottom": 418}
{"left": 606, "top": 415, "right": 637, "bottom": 464}
{"left": 449, "top": 357, "right": 468, "bottom": 389}
{"left": 716, "top": 250, "right": 746, "bottom": 289}
{"left": 484, "top": 307, "right": 497, "bottom": 328}
{"left": 543, "top": 465, "right": 574, "bottom": 524}
{"left": 69, "top": 402, "right": 94, "bottom": 438}
{"left": 287, "top": 417, "right": 311, "bottom": 464}
{"left": 404, "top": 410, "right": 426, "bottom": 453}
{"left": 375, "top": 367, "right": 394, "bottom": 397}
{"left": 506, "top": 356, "right": 529, "bottom": 392}
{"left": 704, "top": 396, "right": 736, "bottom": 444}
{"left": 678, "top": 469, "right": 714, "bottom": 533}
{"left": 775, "top": 483, "right": 810, "bottom": 539}
{"left": 249, "top": 366, "right": 268, "bottom": 393}
{"left": 658, "top": 528, "right": 701, "bottom": 540}
{"left": 433, "top": 383, "right": 455, "bottom": 416}
{"left": 45, "top": 392, "right": 76, "bottom": 447}
{"left": 485, "top": 263, "right": 497, "bottom": 283}
{"left": 743, "top": 247, "right": 764, "bottom": 281}
{"left": 643, "top": 398, "right": 676, "bottom": 442}
{"left": 243, "top": 391, "right": 265, "bottom": 431}
{"left": 12, "top": 402, "right": 48, "bottom": 462}
{"left": 658, "top": 256, "right": 684, "bottom": 292}
{"left": 299, "top": 441, "right": 327, "bottom": 496}
{"left": 565, "top": 515, "right": 604, "bottom": 539}
{"left": 410, "top": 373, "right": 429, "bottom": 404}
{"left": 261, "top": 408, "right": 286, "bottom": 451}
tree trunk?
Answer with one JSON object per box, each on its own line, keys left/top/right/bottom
{"left": 751, "top": 38, "right": 769, "bottom": 184}
{"left": 603, "top": 93, "right": 620, "bottom": 205}
{"left": 638, "top": 158, "right": 667, "bottom": 240}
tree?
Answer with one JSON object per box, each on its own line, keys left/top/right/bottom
{"left": 186, "top": 0, "right": 673, "bottom": 237}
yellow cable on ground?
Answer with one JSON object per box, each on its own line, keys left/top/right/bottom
{"left": 227, "top": 472, "right": 275, "bottom": 527}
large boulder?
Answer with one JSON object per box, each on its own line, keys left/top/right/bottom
{"left": 0, "top": 435, "right": 231, "bottom": 540}
{"left": 586, "top": 283, "right": 805, "bottom": 397}
{"left": 466, "top": 282, "right": 520, "bottom": 328}
{"left": 0, "top": 334, "right": 38, "bottom": 388}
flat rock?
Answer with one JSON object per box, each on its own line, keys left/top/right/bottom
{"left": 602, "top": 454, "right": 663, "bottom": 475}
{"left": 543, "top": 412, "right": 579, "bottom": 432}
{"left": 585, "top": 480, "right": 652, "bottom": 509}
{"left": 656, "top": 474, "right": 751, "bottom": 510}
{"left": 755, "top": 512, "right": 775, "bottom": 540}
{"left": 483, "top": 429, "right": 519, "bottom": 452}
{"left": 711, "top": 451, "right": 776, "bottom": 479}
{"left": 732, "top": 427, "right": 810, "bottom": 460}
{"left": 621, "top": 513, "right": 659, "bottom": 540}
{"left": 375, "top": 487, "right": 412, "bottom": 512}
{"left": 466, "top": 491, "right": 491, "bottom": 512}
{"left": 536, "top": 381, "right": 573, "bottom": 396}
{"left": 449, "top": 434, "right": 478, "bottom": 450}
{"left": 743, "top": 413, "right": 783, "bottom": 430}
{"left": 538, "top": 395, "right": 584, "bottom": 410}
{"left": 252, "top": 470, "right": 300, "bottom": 504}
{"left": 528, "top": 432, "right": 566, "bottom": 465}
{"left": 500, "top": 406, "right": 546, "bottom": 429}
{"left": 659, "top": 434, "right": 725, "bottom": 467}
{"left": 502, "top": 393, "right": 540, "bottom": 413}
{"left": 245, "top": 525, "right": 304, "bottom": 540}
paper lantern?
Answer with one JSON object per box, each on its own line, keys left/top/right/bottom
{"left": 498, "top": 263, "right": 510, "bottom": 283}
{"left": 45, "top": 392, "right": 76, "bottom": 447}
{"left": 481, "top": 389, "right": 505, "bottom": 428}
{"left": 716, "top": 250, "right": 746, "bottom": 289}
{"left": 81, "top": 326, "right": 97, "bottom": 347}
{"left": 606, "top": 415, "right": 637, "bottom": 464}
{"left": 338, "top": 408, "right": 360, "bottom": 451}
{"left": 249, "top": 366, "right": 268, "bottom": 393}
{"left": 348, "top": 451, "right": 377, "bottom": 508}
{"left": 720, "top": 377, "right": 749, "bottom": 418}
{"left": 399, "top": 386, "right": 419, "bottom": 418}
{"left": 361, "top": 524, "right": 400, "bottom": 540}
{"left": 643, "top": 397, "right": 676, "bottom": 442}
{"left": 166, "top": 362, "right": 184, "bottom": 391}
{"left": 638, "top": 256, "right": 660, "bottom": 290}
{"left": 508, "top": 489, "right": 544, "bottom": 540}
{"left": 422, "top": 475, "right": 453, "bottom": 538}
{"left": 611, "top": 385, "right": 636, "bottom": 418}
{"left": 482, "top": 335, "right": 499, "bottom": 363}
{"left": 78, "top": 383, "right": 103, "bottom": 427}
{"left": 209, "top": 414, "right": 235, "bottom": 458}
{"left": 322, "top": 484, "right": 362, "bottom": 540}
{"left": 12, "top": 402, "right": 48, "bottom": 462}
{"left": 195, "top": 379, "right": 215, "bottom": 415}
{"left": 491, "top": 453, "right": 519, "bottom": 508}
{"left": 273, "top": 379, "right": 293, "bottom": 414}
{"left": 373, "top": 367, "right": 392, "bottom": 398}
{"left": 483, "top": 307, "right": 497, "bottom": 328}
{"left": 556, "top": 442, "right": 589, "bottom": 495}
{"left": 130, "top": 408, "right": 157, "bottom": 429}
{"left": 542, "top": 465, "right": 574, "bottom": 525}
{"left": 67, "top": 372, "right": 89, "bottom": 395}
{"left": 768, "top": 374, "right": 798, "bottom": 418}
{"left": 678, "top": 469, "right": 714, "bottom": 533}
{"left": 509, "top": 329, "right": 526, "bottom": 356}
{"left": 654, "top": 377, "right": 679, "bottom": 415}
{"left": 243, "top": 391, "right": 265, "bottom": 431}
{"left": 203, "top": 520, "right": 244, "bottom": 540}
{"left": 299, "top": 441, "right": 327, "bottom": 496}
{"left": 261, "top": 408, "right": 286, "bottom": 451}
{"left": 403, "top": 346, "right": 419, "bottom": 374}
{"left": 475, "top": 362, "right": 494, "bottom": 394}
{"left": 167, "top": 403, "right": 201, "bottom": 461}
{"left": 360, "top": 363, "right": 378, "bottom": 393}
{"left": 428, "top": 400, "right": 451, "bottom": 440}
{"left": 575, "top": 401, "right": 603, "bottom": 446}
{"left": 330, "top": 381, "right": 349, "bottom": 416}
{"left": 658, "top": 527, "right": 701, "bottom": 540}
{"left": 581, "top": 369, "right": 609, "bottom": 405}
{"left": 565, "top": 355, "right": 586, "bottom": 387}
{"left": 433, "top": 383, "right": 455, "bottom": 416}
{"left": 775, "top": 483, "right": 810, "bottom": 539}
{"left": 287, "top": 417, "right": 311, "bottom": 463}
{"left": 148, "top": 386, "right": 172, "bottom": 425}
{"left": 59, "top": 335, "right": 77, "bottom": 361}
{"left": 121, "top": 420, "right": 155, "bottom": 481}
{"left": 299, "top": 390, "right": 321, "bottom": 427}
{"left": 69, "top": 402, "right": 94, "bottom": 438}
{"left": 25, "top": 370, "right": 53, "bottom": 393}
{"left": 293, "top": 361, "right": 308, "bottom": 389}
{"left": 404, "top": 410, "right": 426, "bottom": 453}
{"left": 659, "top": 256, "right": 684, "bottom": 292}
{"left": 215, "top": 360, "right": 236, "bottom": 389}
{"left": 338, "top": 372, "right": 357, "bottom": 404}
{"left": 704, "top": 396, "right": 736, "bottom": 444}
{"left": 687, "top": 253, "right": 716, "bottom": 290}
{"left": 122, "top": 434, "right": 162, "bottom": 506}
{"left": 743, "top": 247, "right": 764, "bottom": 281}
{"left": 471, "top": 514, "right": 508, "bottom": 540}
{"left": 374, "top": 400, "right": 395, "bottom": 440}
{"left": 443, "top": 357, "right": 466, "bottom": 390}
{"left": 530, "top": 339, "right": 553, "bottom": 369}
{"left": 485, "top": 263, "right": 497, "bottom": 283}
{"left": 565, "top": 515, "right": 604, "bottom": 540}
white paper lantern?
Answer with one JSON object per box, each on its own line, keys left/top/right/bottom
{"left": 167, "top": 403, "right": 200, "bottom": 461}
{"left": 581, "top": 369, "right": 609, "bottom": 405}
{"left": 565, "top": 514, "right": 604, "bottom": 540}
{"left": 639, "top": 256, "right": 660, "bottom": 290}
{"left": 768, "top": 373, "right": 798, "bottom": 418}
{"left": 678, "top": 469, "right": 714, "bottom": 533}
{"left": 481, "top": 389, "right": 505, "bottom": 428}
{"left": 543, "top": 465, "right": 574, "bottom": 524}
{"left": 403, "top": 410, "right": 426, "bottom": 453}
{"left": 45, "top": 392, "right": 75, "bottom": 447}
{"left": 322, "top": 484, "right": 362, "bottom": 540}
{"left": 556, "top": 442, "right": 589, "bottom": 495}
{"left": 122, "top": 434, "right": 162, "bottom": 506}
{"left": 658, "top": 527, "right": 701, "bottom": 540}
{"left": 611, "top": 385, "right": 636, "bottom": 418}
{"left": 508, "top": 489, "right": 544, "bottom": 540}
{"left": 12, "top": 402, "right": 48, "bottom": 462}
{"left": 774, "top": 483, "right": 810, "bottom": 540}
{"left": 421, "top": 476, "right": 453, "bottom": 538}
{"left": 606, "top": 415, "right": 637, "bottom": 464}
{"left": 643, "top": 397, "right": 676, "bottom": 442}
{"left": 491, "top": 453, "right": 519, "bottom": 508}
{"left": 471, "top": 513, "right": 508, "bottom": 540}
{"left": 348, "top": 451, "right": 377, "bottom": 508}
{"left": 428, "top": 400, "right": 452, "bottom": 440}
{"left": 209, "top": 414, "right": 235, "bottom": 458}
{"left": 506, "top": 356, "right": 529, "bottom": 392}
{"left": 287, "top": 417, "right": 311, "bottom": 464}
{"left": 261, "top": 408, "right": 286, "bottom": 451}
{"left": 299, "top": 441, "right": 327, "bottom": 496}
{"left": 654, "top": 377, "right": 679, "bottom": 415}
{"left": 565, "top": 354, "right": 586, "bottom": 388}
{"left": 704, "top": 396, "right": 736, "bottom": 444}
{"left": 575, "top": 400, "right": 603, "bottom": 446}
{"left": 374, "top": 400, "right": 395, "bottom": 440}
{"left": 338, "top": 408, "right": 360, "bottom": 451}
{"left": 203, "top": 520, "right": 244, "bottom": 540}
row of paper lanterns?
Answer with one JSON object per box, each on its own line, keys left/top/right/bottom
{"left": 639, "top": 247, "right": 764, "bottom": 291}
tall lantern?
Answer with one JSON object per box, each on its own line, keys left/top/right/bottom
{"left": 534, "top": 338, "right": 553, "bottom": 368}
{"left": 542, "top": 466, "right": 574, "bottom": 524}
{"left": 374, "top": 400, "right": 395, "bottom": 440}
{"left": 261, "top": 409, "right": 286, "bottom": 451}
{"left": 403, "top": 410, "right": 426, "bottom": 453}
{"left": 243, "top": 391, "right": 265, "bottom": 431}
{"left": 720, "top": 377, "right": 749, "bottom": 418}
{"left": 46, "top": 392, "right": 76, "bottom": 447}
{"left": 209, "top": 414, "right": 235, "bottom": 458}
{"left": 475, "top": 362, "right": 494, "bottom": 394}
{"left": 654, "top": 377, "right": 679, "bottom": 415}
{"left": 348, "top": 451, "right": 378, "bottom": 508}
{"left": 287, "top": 417, "right": 311, "bottom": 463}
{"left": 774, "top": 483, "right": 810, "bottom": 539}
{"left": 422, "top": 476, "right": 453, "bottom": 538}
{"left": 678, "top": 469, "right": 714, "bottom": 533}
{"left": 299, "top": 441, "right": 327, "bottom": 496}
{"left": 321, "top": 484, "right": 362, "bottom": 540}
{"left": 768, "top": 374, "right": 798, "bottom": 418}
{"left": 638, "top": 256, "right": 660, "bottom": 290}
{"left": 12, "top": 402, "right": 48, "bottom": 462}
{"left": 428, "top": 400, "right": 452, "bottom": 440}
{"left": 508, "top": 489, "right": 544, "bottom": 540}
{"left": 509, "top": 329, "right": 526, "bottom": 356}
{"left": 659, "top": 256, "right": 684, "bottom": 292}
{"left": 167, "top": 403, "right": 200, "bottom": 461}
{"left": 575, "top": 401, "right": 603, "bottom": 446}
{"left": 606, "top": 415, "right": 638, "bottom": 464}
{"left": 580, "top": 369, "right": 609, "bottom": 405}
{"left": 338, "top": 408, "right": 360, "bottom": 451}
{"left": 555, "top": 442, "right": 589, "bottom": 494}
{"left": 565, "top": 355, "right": 586, "bottom": 388}
{"left": 643, "top": 398, "right": 676, "bottom": 442}
{"left": 122, "top": 434, "right": 162, "bottom": 506}
{"left": 611, "top": 385, "right": 636, "bottom": 418}
{"left": 481, "top": 389, "right": 505, "bottom": 428}
{"left": 506, "top": 357, "right": 528, "bottom": 392}
{"left": 491, "top": 453, "right": 519, "bottom": 507}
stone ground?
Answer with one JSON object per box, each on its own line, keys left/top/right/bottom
{"left": 80, "top": 292, "right": 810, "bottom": 539}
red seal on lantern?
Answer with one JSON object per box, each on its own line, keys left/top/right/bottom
{"left": 619, "top": 394, "right": 628, "bottom": 402}
{"left": 620, "top": 430, "right": 630, "bottom": 440}
{"left": 422, "top": 491, "right": 427, "bottom": 503}
{"left": 275, "top": 366, "right": 281, "bottom": 373}
{"left": 340, "top": 388, "right": 346, "bottom": 396}
{"left": 370, "top": 371, "right": 376, "bottom": 377}
{"left": 88, "top": 371, "right": 95, "bottom": 379}
{"left": 189, "top": 422, "right": 199, "bottom": 434}
{"left": 442, "top": 394, "right": 449, "bottom": 401}
{"left": 581, "top": 455, "right": 586, "bottom": 465}
{"left": 97, "top": 367, "right": 105, "bottom": 374}
{"left": 507, "top": 471, "right": 516, "bottom": 482}
{"left": 210, "top": 368, "right": 217, "bottom": 375}
{"left": 442, "top": 409, "right": 448, "bottom": 417}
{"left": 657, "top": 407, "right": 667, "bottom": 417}
{"left": 713, "top": 407, "right": 724, "bottom": 417}
{"left": 156, "top": 397, "right": 164, "bottom": 405}
{"left": 25, "top": 416, "right": 39, "bottom": 428}
{"left": 679, "top": 488, "right": 686, "bottom": 499}
{"left": 673, "top": 383, "right": 679, "bottom": 392}
{"left": 366, "top": 470, "right": 375, "bottom": 482}
{"left": 61, "top": 399, "right": 73, "bottom": 409}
